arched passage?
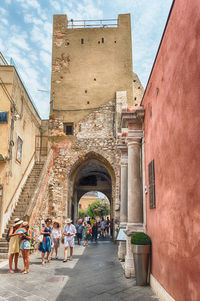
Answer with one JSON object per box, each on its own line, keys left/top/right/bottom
{"left": 68, "top": 152, "right": 116, "bottom": 224}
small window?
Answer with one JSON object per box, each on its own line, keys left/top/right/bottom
{"left": 0, "top": 111, "right": 8, "bottom": 123}
{"left": 148, "top": 160, "right": 156, "bottom": 209}
{"left": 102, "top": 38, "right": 104, "bottom": 43}
{"left": 64, "top": 123, "right": 74, "bottom": 135}
{"left": 81, "top": 38, "right": 84, "bottom": 44}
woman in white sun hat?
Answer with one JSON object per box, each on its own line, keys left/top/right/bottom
{"left": 8, "top": 217, "right": 23, "bottom": 273}
{"left": 63, "top": 218, "right": 76, "bottom": 262}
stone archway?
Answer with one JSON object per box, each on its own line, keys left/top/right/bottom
{"left": 68, "top": 152, "right": 116, "bottom": 224}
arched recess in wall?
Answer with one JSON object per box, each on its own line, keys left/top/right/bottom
{"left": 68, "top": 151, "right": 116, "bottom": 223}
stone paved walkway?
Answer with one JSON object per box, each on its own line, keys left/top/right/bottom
{"left": 0, "top": 240, "right": 158, "bottom": 301}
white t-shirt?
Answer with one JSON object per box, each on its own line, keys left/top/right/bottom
{"left": 63, "top": 224, "right": 76, "bottom": 240}
{"left": 52, "top": 228, "right": 61, "bottom": 239}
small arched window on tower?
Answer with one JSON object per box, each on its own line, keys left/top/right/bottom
{"left": 102, "top": 37, "right": 104, "bottom": 43}
{"left": 81, "top": 38, "right": 84, "bottom": 44}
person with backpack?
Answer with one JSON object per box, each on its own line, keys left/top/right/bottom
{"left": 20, "top": 221, "right": 32, "bottom": 274}
{"left": 8, "top": 218, "right": 23, "bottom": 274}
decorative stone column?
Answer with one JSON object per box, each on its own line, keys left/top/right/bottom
{"left": 121, "top": 108, "right": 145, "bottom": 278}
{"left": 118, "top": 144, "right": 128, "bottom": 260}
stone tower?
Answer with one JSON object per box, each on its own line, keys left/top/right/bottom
{"left": 51, "top": 14, "right": 133, "bottom": 123}
{"left": 29, "top": 14, "right": 143, "bottom": 234}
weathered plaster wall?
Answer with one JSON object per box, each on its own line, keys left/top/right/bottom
{"left": 0, "top": 66, "right": 41, "bottom": 233}
{"left": 51, "top": 14, "right": 133, "bottom": 123}
{"left": 31, "top": 102, "right": 121, "bottom": 236}
{"left": 142, "top": 1, "right": 200, "bottom": 300}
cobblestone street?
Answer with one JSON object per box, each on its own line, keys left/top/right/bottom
{"left": 0, "top": 241, "right": 158, "bottom": 301}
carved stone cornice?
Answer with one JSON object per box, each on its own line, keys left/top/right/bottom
{"left": 121, "top": 107, "right": 145, "bottom": 128}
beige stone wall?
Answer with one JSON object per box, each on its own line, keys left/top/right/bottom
{"left": 132, "top": 72, "right": 144, "bottom": 106}
{"left": 79, "top": 194, "right": 99, "bottom": 211}
{"left": 51, "top": 14, "right": 133, "bottom": 123}
{"left": 0, "top": 66, "right": 41, "bottom": 233}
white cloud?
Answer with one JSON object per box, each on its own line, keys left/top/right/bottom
{"left": 0, "top": 7, "right": 7, "bottom": 15}
{"left": 16, "top": 0, "right": 40, "bottom": 10}
{"left": 1, "top": 18, "right": 8, "bottom": 25}
{"left": 40, "top": 50, "right": 51, "bottom": 68}
{"left": 50, "top": 0, "right": 61, "bottom": 11}
{"left": 9, "top": 34, "right": 30, "bottom": 51}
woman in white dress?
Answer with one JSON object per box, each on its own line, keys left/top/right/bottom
{"left": 51, "top": 222, "right": 61, "bottom": 259}
{"left": 63, "top": 218, "right": 76, "bottom": 262}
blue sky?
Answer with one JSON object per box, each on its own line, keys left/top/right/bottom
{"left": 0, "top": 0, "right": 172, "bottom": 119}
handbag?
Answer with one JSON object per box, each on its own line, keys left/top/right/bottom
{"left": 38, "top": 235, "right": 43, "bottom": 242}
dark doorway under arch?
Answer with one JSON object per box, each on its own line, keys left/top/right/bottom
{"left": 70, "top": 157, "right": 114, "bottom": 223}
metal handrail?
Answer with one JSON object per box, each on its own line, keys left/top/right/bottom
{"left": 68, "top": 18, "right": 118, "bottom": 28}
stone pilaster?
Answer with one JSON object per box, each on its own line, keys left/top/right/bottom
{"left": 121, "top": 107, "right": 145, "bottom": 278}
{"left": 124, "top": 131, "right": 144, "bottom": 277}
{"left": 118, "top": 143, "right": 128, "bottom": 261}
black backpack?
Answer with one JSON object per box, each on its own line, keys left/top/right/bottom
{"left": 6, "top": 228, "right": 10, "bottom": 242}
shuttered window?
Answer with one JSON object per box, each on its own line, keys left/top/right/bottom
{"left": 148, "top": 159, "right": 156, "bottom": 209}
{"left": 0, "top": 111, "right": 8, "bottom": 123}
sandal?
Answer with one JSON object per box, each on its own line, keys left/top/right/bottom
{"left": 23, "top": 271, "right": 28, "bottom": 274}
{"left": 63, "top": 259, "right": 67, "bottom": 262}
{"left": 9, "top": 269, "right": 14, "bottom": 274}
{"left": 14, "top": 268, "right": 22, "bottom": 273}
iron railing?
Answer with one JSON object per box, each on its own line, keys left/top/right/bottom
{"left": 68, "top": 19, "right": 118, "bottom": 28}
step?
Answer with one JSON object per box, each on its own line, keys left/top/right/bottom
{"left": 0, "top": 240, "right": 9, "bottom": 248}
{"left": 0, "top": 238, "right": 7, "bottom": 242}
{"left": 0, "top": 253, "right": 8, "bottom": 259}
{"left": 0, "top": 247, "right": 8, "bottom": 253}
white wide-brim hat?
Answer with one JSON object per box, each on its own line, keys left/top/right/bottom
{"left": 65, "top": 218, "right": 72, "bottom": 224}
{"left": 13, "top": 218, "right": 23, "bottom": 226}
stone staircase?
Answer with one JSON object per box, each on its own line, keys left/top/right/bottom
{"left": 0, "top": 162, "right": 44, "bottom": 259}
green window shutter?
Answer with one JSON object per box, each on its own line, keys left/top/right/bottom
{"left": 148, "top": 159, "right": 156, "bottom": 209}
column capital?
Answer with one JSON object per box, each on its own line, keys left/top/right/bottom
{"left": 126, "top": 130, "right": 144, "bottom": 146}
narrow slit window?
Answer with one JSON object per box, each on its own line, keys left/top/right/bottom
{"left": 148, "top": 159, "right": 156, "bottom": 209}
{"left": 81, "top": 38, "right": 84, "bottom": 44}
{"left": 102, "top": 38, "right": 104, "bottom": 43}
{"left": 64, "top": 123, "right": 74, "bottom": 135}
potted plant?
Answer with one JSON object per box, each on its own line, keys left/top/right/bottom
{"left": 131, "top": 232, "right": 151, "bottom": 286}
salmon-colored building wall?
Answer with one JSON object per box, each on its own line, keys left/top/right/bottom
{"left": 142, "top": 1, "right": 200, "bottom": 300}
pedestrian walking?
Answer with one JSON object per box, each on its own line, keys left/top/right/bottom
{"left": 110, "top": 218, "right": 114, "bottom": 238}
{"left": 100, "top": 217, "right": 106, "bottom": 237}
{"left": 92, "top": 220, "right": 98, "bottom": 242}
{"left": 8, "top": 218, "right": 23, "bottom": 273}
{"left": 51, "top": 222, "right": 61, "bottom": 259}
{"left": 20, "top": 222, "right": 32, "bottom": 274}
{"left": 82, "top": 220, "right": 91, "bottom": 246}
{"left": 63, "top": 218, "right": 76, "bottom": 262}
{"left": 105, "top": 217, "right": 110, "bottom": 236}
{"left": 76, "top": 219, "right": 83, "bottom": 245}
{"left": 38, "top": 218, "right": 53, "bottom": 265}
{"left": 97, "top": 221, "right": 101, "bottom": 238}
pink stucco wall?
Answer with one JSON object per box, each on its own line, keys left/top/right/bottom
{"left": 142, "top": 1, "right": 200, "bottom": 300}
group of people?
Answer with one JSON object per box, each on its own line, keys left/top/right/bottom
{"left": 76, "top": 217, "right": 112, "bottom": 245}
{"left": 8, "top": 216, "right": 113, "bottom": 274}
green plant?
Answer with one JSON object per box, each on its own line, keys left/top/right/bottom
{"left": 131, "top": 232, "right": 151, "bottom": 245}
{"left": 86, "top": 200, "right": 110, "bottom": 218}
{"left": 78, "top": 209, "right": 87, "bottom": 218}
